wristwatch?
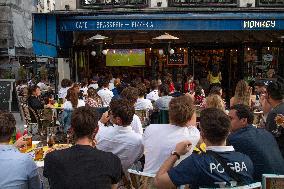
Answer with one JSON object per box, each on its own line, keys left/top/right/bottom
{"left": 171, "top": 151, "right": 181, "bottom": 160}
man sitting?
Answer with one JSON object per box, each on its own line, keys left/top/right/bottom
{"left": 228, "top": 104, "right": 284, "bottom": 181}
{"left": 146, "top": 80, "right": 160, "bottom": 102}
{"left": 143, "top": 95, "right": 200, "bottom": 174}
{"left": 265, "top": 81, "right": 284, "bottom": 157}
{"left": 97, "top": 79, "right": 114, "bottom": 107}
{"left": 120, "top": 87, "right": 143, "bottom": 135}
{"left": 0, "top": 111, "right": 42, "bottom": 189}
{"left": 44, "top": 106, "right": 122, "bottom": 189}
{"left": 154, "top": 108, "right": 254, "bottom": 189}
{"left": 135, "top": 83, "right": 153, "bottom": 111}
{"left": 96, "top": 98, "right": 143, "bottom": 172}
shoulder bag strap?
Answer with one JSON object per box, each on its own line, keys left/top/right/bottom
{"left": 206, "top": 150, "right": 246, "bottom": 186}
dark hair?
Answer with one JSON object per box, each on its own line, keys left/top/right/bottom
{"left": 110, "top": 98, "right": 135, "bottom": 126}
{"left": 71, "top": 106, "right": 99, "bottom": 140}
{"left": 200, "top": 108, "right": 230, "bottom": 144}
{"left": 174, "top": 82, "right": 182, "bottom": 92}
{"left": 230, "top": 104, "right": 254, "bottom": 124}
{"left": 0, "top": 111, "right": 16, "bottom": 142}
{"left": 169, "top": 95, "right": 195, "bottom": 126}
{"left": 66, "top": 88, "right": 79, "bottom": 108}
{"left": 209, "top": 86, "right": 222, "bottom": 96}
{"left": 267, "top": 81, "right": 283, "bottom": 101}
{"left": 28, "top": 85, "right": 40, "bottom": 96}
{"left": 61, "top": 79, "right": 70, "bottom": 88}
{"left": 150, "top": 80, "right": 159, "bottom": 90}
{"left": 136, "top": 83, "right": 147, "bottom": 97}
{"left": 101, "top": 79, "right": 109, "bottom": 88}
{"left": 212, "top": 65, "right": 219, "bottom": 77}
{"left": 255, "top": 80, "right": 265, "bottom": 87}
{"left": 120, "top": 87, "right": 139, "bottom": 105}
{"left": 159, "top": 84, "right": 169, "bottom": 96}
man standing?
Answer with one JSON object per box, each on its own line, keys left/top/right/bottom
{"left": 154, "top": 108, "right": 254, "bottom": 189}
{"left": 44, "top": 107, "right": 122, "bottom": 189}
{"left": 0, "top": 112, "right": 42, "bottom": 189}
{"left": 265, "top": 81, "right": 284, "bottom": 157}
{"left": 96, "top": 98, "right": 143, "bottom": 172}
{"left": 228, "top": 104, "right": 284, "bottom": 181}
{"left": 97, "top": 79, "right": 114, "bottom": 107}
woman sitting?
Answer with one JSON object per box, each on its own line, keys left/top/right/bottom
{"left": 62, "top": 88, "right": 85, "bottom": 132}
{"left": 27, "top": 85, "right": 50, "bottom": 123}
{"left": 85, "top": 88, "right": 103, "bottom": 108}
{"left": 230, "top": 80, "right": 252, "bottom": 108}
{"left": 205, "top": 94, "right": 226, "bottom": 113}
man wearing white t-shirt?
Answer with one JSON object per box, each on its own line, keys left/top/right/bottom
{"left": 96, "top": 99, "right": 143, "bottom": 172}
{"left": 97, "top": 80, "right": 113, "bottom": 107}
{"left": 121, "top": 87, "right": 143, "bottom": 135}
{"left": 146, "top": 80, "right": 160, "bottom": 102}
{"left": 135, "top": 83, "right": 153, "bottom": 111}
{"left": 143, "top": 95, "right": 200, "bottom": 175}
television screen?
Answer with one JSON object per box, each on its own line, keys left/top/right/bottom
{"left": 106, "top": 49, "right": 145, "bottom": 67}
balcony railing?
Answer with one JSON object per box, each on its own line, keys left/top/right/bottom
{"left": 79, "top": 0, "right": 148, "bottom": 9}
{"left": 256, "top": 0, "right": 284, "bottom": 6}
{"left": 168, "top": 0, "right": 237, "bottom": 7}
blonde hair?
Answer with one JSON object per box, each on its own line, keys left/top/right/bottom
{"left": 206, "top": 94, "right": 225, "bottom": 112}
{"left": 233, "top": 80, "right": 251, "bottom": 106}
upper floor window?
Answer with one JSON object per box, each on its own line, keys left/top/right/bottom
{"left": 168, "top": 0, "right": 237, "bottom": 7}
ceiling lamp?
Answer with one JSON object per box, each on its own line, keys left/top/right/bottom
{"left": 87, "top": 34, "right": 109, "bottom": 41}
{"left": 153, "top": 33, "right": 179, "bottom": 40}
{"left": 91, "top": 51, "right": 96, "bottom": 56}
{"left": 102, "top": 49, "right": 108, "bottom": 55}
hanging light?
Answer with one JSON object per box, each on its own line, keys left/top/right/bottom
{"left": 169, "top": 49, "right": 175, "bottom": 55}
{"left": 91, "top": 51, "right": 96, "bottom": 56}
{"left": 102, "top": 49, "right": 108, "bottom": 55}
{"left": 158, "top": 49, "right": 164, "bottom": 55}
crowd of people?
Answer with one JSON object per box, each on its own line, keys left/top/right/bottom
{"left": 1, "top": 73, "right": 284, "bottom": 189}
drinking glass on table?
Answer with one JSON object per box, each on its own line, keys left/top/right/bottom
{"left": 34, "top": 142, "right": 44, "bottom": 161}
{"left": 24, "top": 135, "right": 32, "bottom": 149}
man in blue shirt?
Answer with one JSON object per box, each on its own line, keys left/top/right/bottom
{"left": 154, "top": 108, "right": 254, "bottom": 189}
{"left": 228, "top": 104, "right": 284, "bottom": 182}
{"left": 0, "top": 111, "right": 42, "bottom": 189}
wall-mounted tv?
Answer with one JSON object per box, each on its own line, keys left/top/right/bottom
{"left": 106, "top": 49, "right": 145, "bottom": 67}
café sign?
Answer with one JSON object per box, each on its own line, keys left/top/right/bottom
{"left": 243, "top": 20, "right": 276, "bottom": 29}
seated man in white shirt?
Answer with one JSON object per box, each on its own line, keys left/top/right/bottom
{"left": 135, "top": 83, "right": 153, "bottom": 111}
{"left": 146, "top": 80, "right": 160, "bottom": 102}
{"left": 96, "top": 98, "right": 143, "bottom": 172}
{"left": 97, "top": 80, "right": 114, "bottom": 107}
{"left": 143, "top": 95, "right": 200, "bottom": 175}
{"left": 37, "top": 79, "right": 48, "bottom": 90}
{"left": 120, "top": 87, "right": 143, "bottom": 135}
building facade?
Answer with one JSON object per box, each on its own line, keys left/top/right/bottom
{"left": 33, "top": 0, "right": 284, "bottom": 97}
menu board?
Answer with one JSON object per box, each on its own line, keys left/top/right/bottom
{"left": 0, "top": 79, "right": 15, "bottom": 111}
{"left": 167, "top": 48, "right": 188, "bottom": 66}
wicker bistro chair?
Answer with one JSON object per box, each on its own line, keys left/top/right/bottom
{"left": 127, "top": 169, "right": 189, "bottom": 189}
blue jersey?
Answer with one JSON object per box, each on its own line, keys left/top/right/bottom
{"left": 168, "top": 150, "right": 254, "bottom": 189}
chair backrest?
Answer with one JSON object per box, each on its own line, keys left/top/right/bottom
{"left": 127, "top": 169, "right": 155, "bottom": 189}
{"left": 262, "top": 174, "right": 284, "bottom": 189}
{"left": 159, "top": 109, "right": 169, "bottom": 124}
